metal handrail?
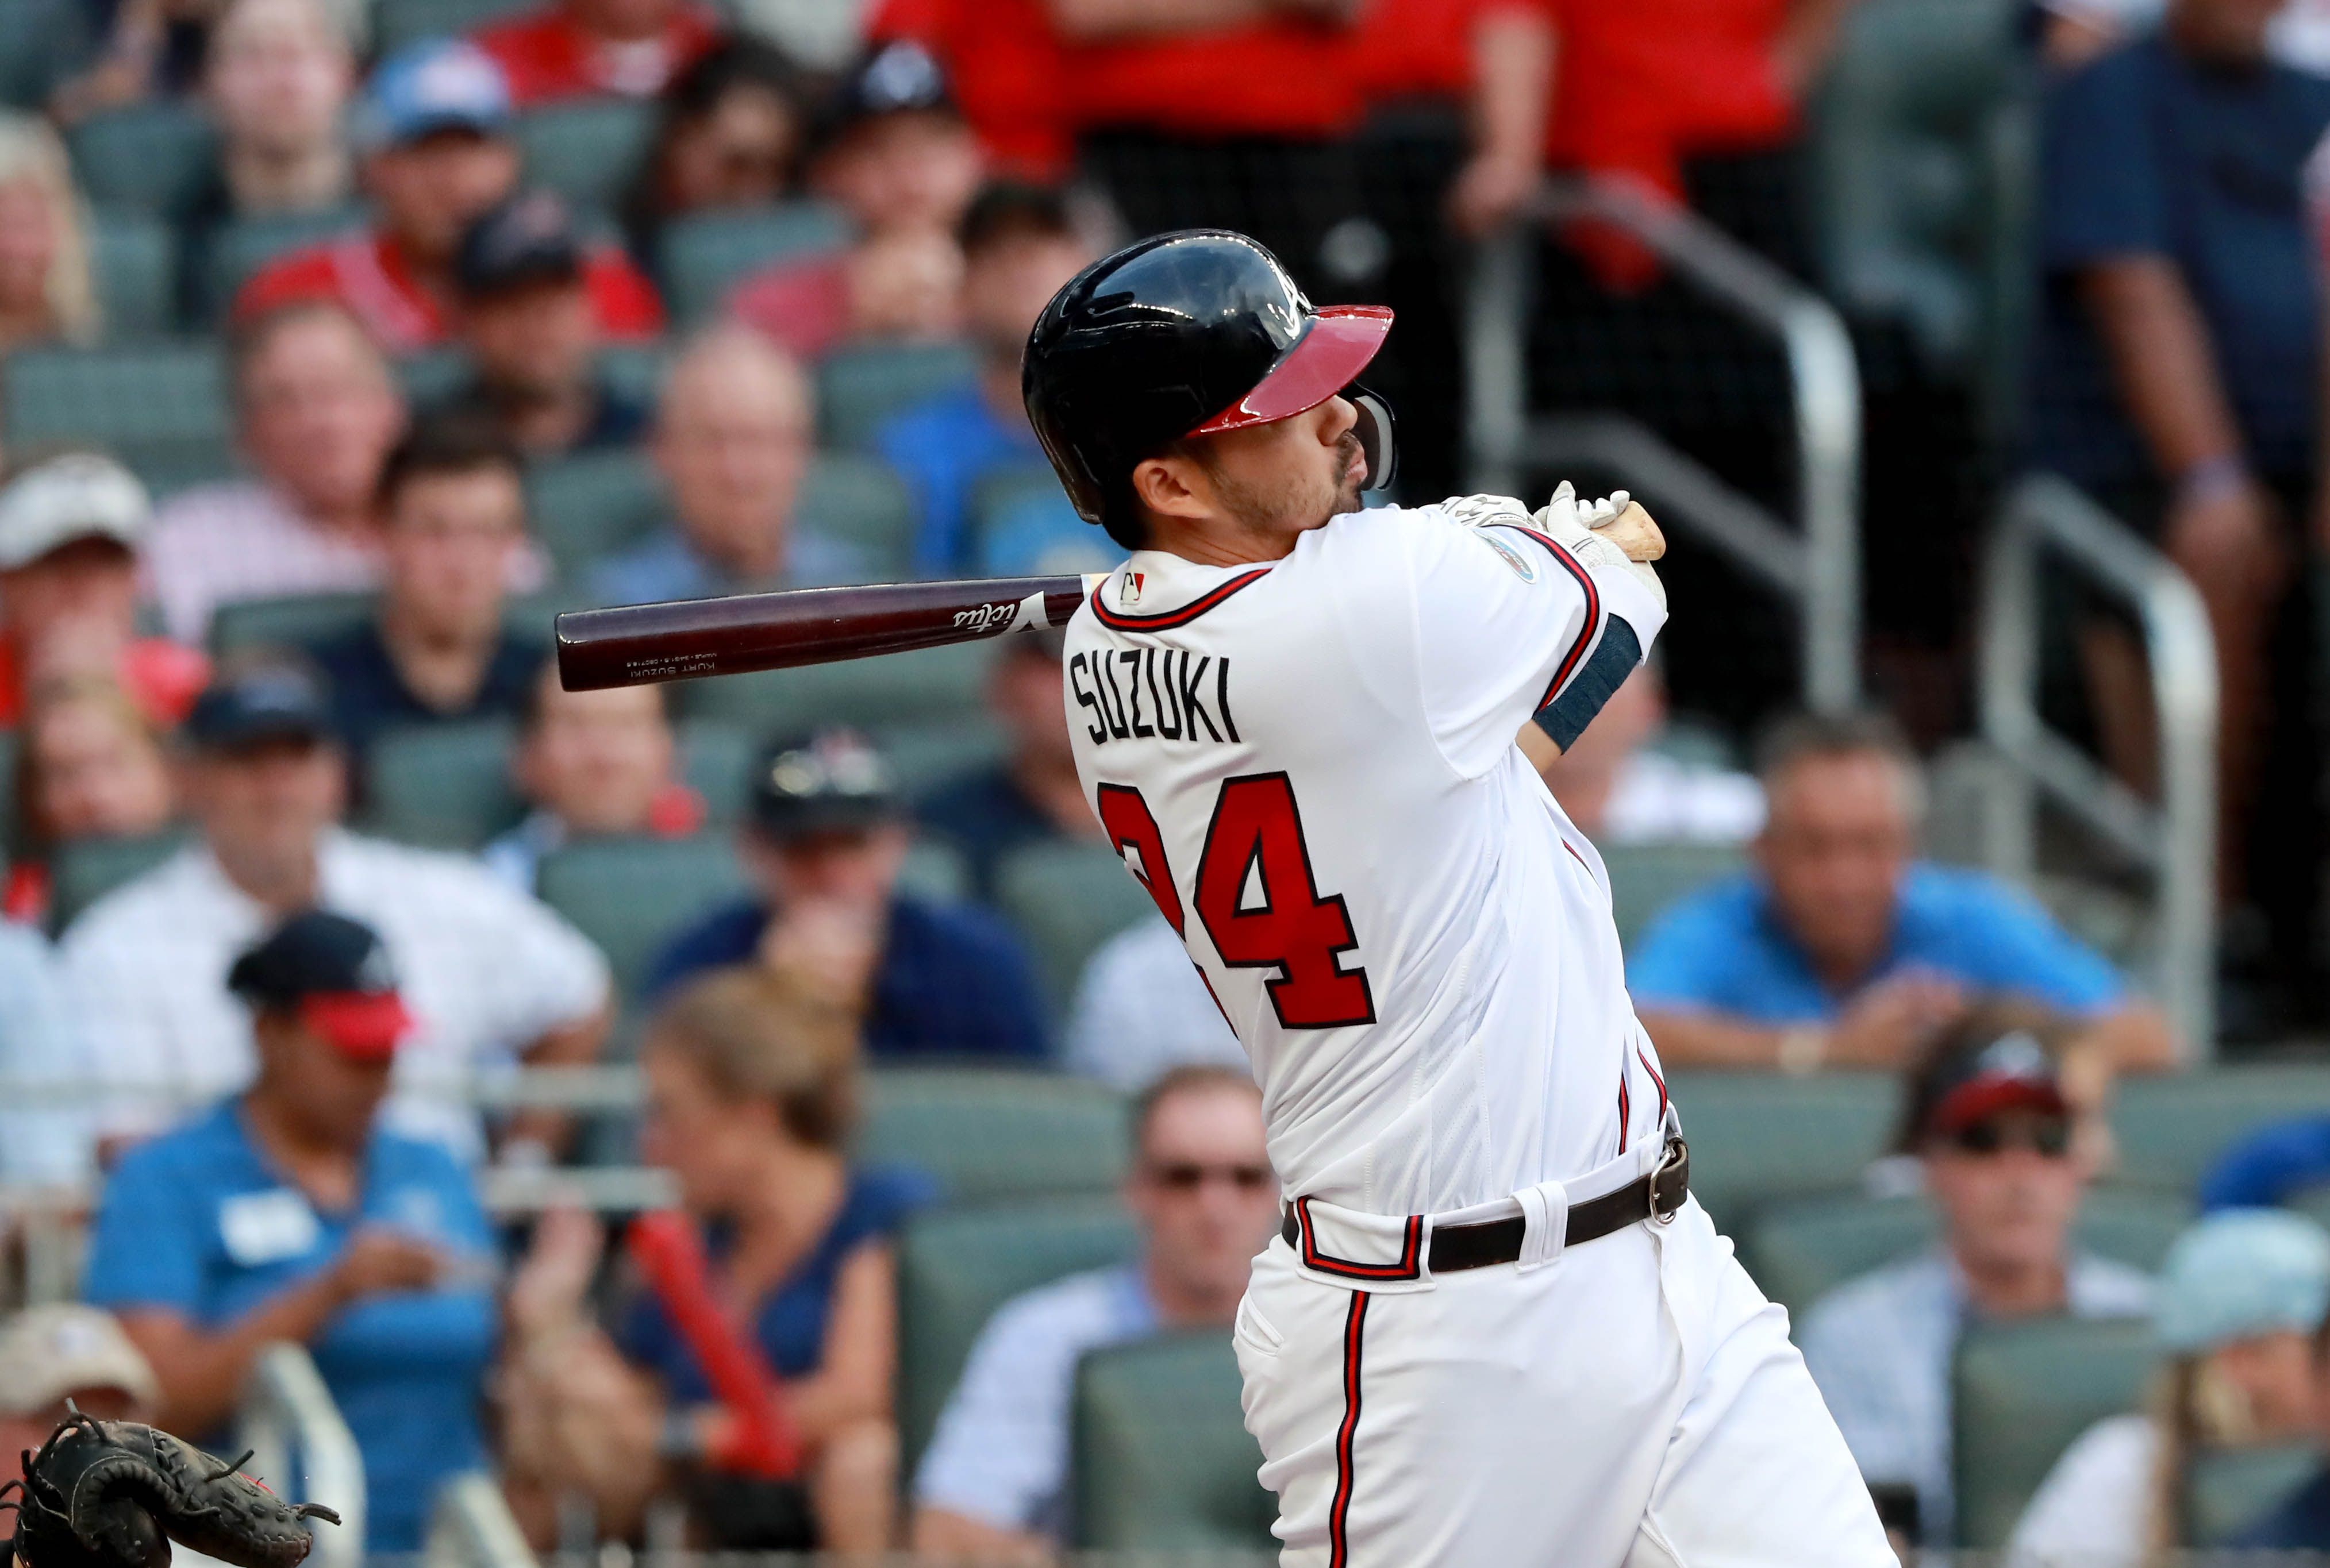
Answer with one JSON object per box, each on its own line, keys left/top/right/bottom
{"left": 241, "top": 1343, "right": 367, "bottom": 1568}
{"left": 1466, "top": 175, "right": 1864, "bottom": 713}
{"left": 1978, "top": 475, "right": 2217, "bottom": 1057}
{"left": 427, "top": 1472, "right": 538, "bottom": 1568}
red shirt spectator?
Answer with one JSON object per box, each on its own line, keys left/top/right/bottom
{"left": 1352, "top": 0, "right": 1494, "bottom": 103}
{"left": 870, "top": 0, "right": 1074, "bottom": 175}
{"left": 472, "top": 0, "right": 722, "bottom": 106}
{"left": 1061, "top": 16, "right": 1362, "bottom": 140}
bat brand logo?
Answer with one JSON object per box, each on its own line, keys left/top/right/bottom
{"left": 953, "top": 600, "right": 1020, "bottom": 633}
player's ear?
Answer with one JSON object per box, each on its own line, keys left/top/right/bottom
{"left": 1130, "top": 452, "right": 1210, "bottom": 522}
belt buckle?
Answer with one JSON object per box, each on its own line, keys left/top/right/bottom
{"left": 1648, "top": 1136, "right": 1688, "bottom": 1226}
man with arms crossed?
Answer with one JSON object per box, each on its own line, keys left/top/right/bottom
{"left": 1026, "top": 229, "right": 1890, "bottom": 1566}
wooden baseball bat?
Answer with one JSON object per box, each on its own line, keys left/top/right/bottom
{"left": 555, "top": 574, "right": 1103, "bottom": 692}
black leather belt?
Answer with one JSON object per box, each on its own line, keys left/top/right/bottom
{"left": 1281, "top": 1137, "right": 1690, "bottom": 1275}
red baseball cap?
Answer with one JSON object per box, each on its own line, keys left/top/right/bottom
{"left": 229, "top": 911, "right": 416, "bottom": 1062}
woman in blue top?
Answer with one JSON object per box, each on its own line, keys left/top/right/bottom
{"left": 612, "top": 964, "right": 932, "bottom": 1551}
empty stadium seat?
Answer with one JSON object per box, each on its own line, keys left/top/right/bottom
{"left": 1743, "top": 1186, "right": 2191, "bottom": 1315}
{"left": 818, "top": 341, "right": 979, "bottom": 450}
{"left": 993, "top": 842, "right": 1157, "bottom": 1018}
{"left": 66, "top": 103, "right": 218, "bottom": 215}
{"left": 526, "top": 448, "right": 666, "bottom": 583}
{"left": 657, "top": 204, "right": 849, "bottom": 325}
{"left": 878, "top": 719, "right": 1008, "bottom": 796}
{"left": 2110, "top": 1067, "right": 2330, "bottom": 1193}
{"left": 1666, "top": 1070, "right": 1900, "bottom": 1230}
{"left": 372, "top": 0, "right": 532, "bottom": 52}
{"left": 858, "top": 1068, "right": 1129, "bottom": 1203}
{"left": 51, "top": 831, "right": 189, "bottom": 934}
{"left": 89, "top": 209, "right": 175, "bottom": 340}
{"left": 675, "top": 718, "right": 752, "bottom": 822}
{"left": 893, "top": 1196, "right": 1138, "bottom": 1479}
{"left": 514, "top": 100, "right": 653, "bottom": 214}
{"left": 2186, "top": 1442, "right": 2316, "bottom": 1546}
{"left": 535, "top": 834, "right": 750, "bottom": 996}
{"left": 205, "top": 591, "right": 376, "bottom": 658}
{"left": 1953, "top": 1315, "right": 2156, "bottom": 1548}
{"left": 799, "top": 453, "right": 914, "bottom": 578}
{"left": 361, "top": 719, "right": 522, "bottom": 850}
{"left": 2, "top": 345, "right": 230, "bottom": 481}
{"left": 1601, "top": 841, "right": 1747, "bottom": 952}
{"left": 194, "top": 208, "right": 363, "bottom": 324}
{"left": 671, "top": 638, "right": 995, "bottom": 735}
{"left": 1072, "top": 1332, "right": 1275, "bottom": 1550}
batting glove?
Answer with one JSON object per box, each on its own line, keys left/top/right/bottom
{"left": 1532, "top": 481, "right": 1667, "bottom": 612}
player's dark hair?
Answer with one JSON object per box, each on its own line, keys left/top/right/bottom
{"left": 1130, "top": 1064, "right": 1259, "bottom": 1154}
{"left": 647, "top": 965, "right": 862, "bottom": 1149}
{"left": 959, "top": 179, "right": 1076, "bottom": 260}
{"left": 373, "top": 413, "right": 524, "bottom": 517}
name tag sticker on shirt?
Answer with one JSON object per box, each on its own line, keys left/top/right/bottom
{"left": 220, "top": 1189, "right": 321, "bottom": 1266}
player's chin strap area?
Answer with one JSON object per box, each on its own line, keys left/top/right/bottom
{"left": 1281, "top": 1136, "right": 1691, "bottom": 1276}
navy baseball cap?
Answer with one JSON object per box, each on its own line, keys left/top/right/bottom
{"left": 354, "top": 38, "right": 512, "bottom": 152}
{"left": 456, "top": 189, "right": 584, "bottom": 298}
{"left": 185, "top": 661, "right": 334, "bottom": 752}
{"left": 818, "top": 40, "right": 955, "bottom": 144}
{"left": 1904, "top": 1027, "right": 2068, "bottom": 1146}
{"left": 751, "top": 729, "right": 899, "bottom": 840}
{"left": 229, "top": 911, "right": 415, "bottom": 1061}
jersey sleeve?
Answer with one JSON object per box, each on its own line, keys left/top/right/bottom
{"left": 1402, "top": 507, "right": 1668, "bottom": 779}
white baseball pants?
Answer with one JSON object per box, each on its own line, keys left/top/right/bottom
{"left": 1233, "top": 1191, "right": 1895, "bottom": 1566}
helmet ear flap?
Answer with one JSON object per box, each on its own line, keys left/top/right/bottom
{"left": 1345, "top": 384, "right": 1397, "bottom": 494}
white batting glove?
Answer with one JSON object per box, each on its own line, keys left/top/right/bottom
{"left": 1532, "top": 481, "right": 1666, "bottom": 612}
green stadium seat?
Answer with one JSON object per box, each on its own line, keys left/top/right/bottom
{"left": 195, "top": 208, "right": 362, "bottom": 324}
{"left": 897, "top": 839, "right": 969, "bottom": 904}
{"left": 526, "top": 447, "right": 666, "bottom": 583}
{"left": 2109, "top": 1067, "right": 2330, "bottom": 1193}
{"left": 205, "top": 591, "right": 376, "bottom": 658}
{"left": 1602, "top": 841, "right": 1747, "bottom": 953}
{"left": 361, "top": 719, "right": 522, "bottom": 850}
{"left": 1743, "top": 1186, "right": 2191, "bottom": 1316}
{"left": 372, "top": 0, "right": 533, "bottom": 52}
{"left": 535, "top": 833, "right": 749, "bottom": 996}
{"left": 879, "top": 719, "right": 1008, "bottom": 796}
{"left": 596, "top": 341, "right": 665, "bottom": 409}
{"left": 51, "top": 830, "right": 190, "bottom": 935}
{"left": 2185, "top": 1442, "right": 2317, "bottom": 1545}
{"left": 993, "top": 842, "right": 1156, "bottom": 1018}
{"left": 893, "top": 1196, "right": 1138, "bottom": 1480}
{"left": 89, "top": 209, "right": 175, "bottom": 340}
{"left": 858, "top": 1068, "right": 1128, "bottom": 1203}
{"left": 670, "top": 638, "right": 995, "bottom": 734}
{"left": 2, "top": 345, "right": 230, "bottom": 480}
{"left": 397, "top": 346, "right": 471, "bottom": 406}
{"left": 818, "top": 341, "right": 979, "bottom": 450}
{"left": 0, "top": 0, "right": 86, "bottom": 109}
{"left": 1953, "top": 1315, "right": 2156, "bottom": 1548}
{"left": 657, "top": 204, "right": 849, "bottom": 325}
{"left": 800, "top": 453, "right": 914, "bottom": 578}
{"left": 1072, "top": 1332, "right": 1275, "bottom": 1550}
{"left": 1666, "top": 1070, "right": 1900, "bottom": 1231}
{"left": 675, "top": 718, "right": 752, "bottom": 822}
{"left": 67, "top": 103, "right": 218, "bottom": 215}
{"left": 514, "top": 100, "right": 654, "bottom": 214}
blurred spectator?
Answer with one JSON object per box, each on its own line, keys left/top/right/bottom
{"left": 0, "top": 114, "right": 99, "bottom": 354}
{"left": 2231, "top": 1310, "right": 2330, "bottom": 1546}
{"left": 236, "top": 40, "right": 664, "bottom": 352}
{"left": 0, "top": 1305, "right": 160, "bottom": 1459}
{"left": 645, "top": 729, "right": 1048, "bottom": 1061}
{"left": 729, "top": 41, "right": 982, "bottom": 361}
{"left": 305, "top": 417, "right": 543, "bottom": 764}
{"left": 873, "top": 180, "right": 1102, "bottom": 576}
{"left": 0, "top": 926, "right": 97, "bottom": 1184}
{"left": 863, "top": 0, "right": 1074, "bottom": 175}
{"left": 143, "top": 302, "right": 405, "bottom": 646}
{"left": 499, "top": 966, "right": 929, "bottom": 1550}
{"left": 620, "top": 37, "right": 809, "bottom": 258}
{"left": 196, "top": 0, "right": 354, "bottom": 222}
{"left": 912, "top": 1065, "right": 1272, "bottom": 1553}
{"left": 0, "top": 452, "right": 209, "bottom": 727}
{"left": 590, "top": 328, "right": 867, "bottom": 604}
{"left": 48, "top": 0, "right": 221, "bottom": 123}
{"left": 434, "top": 192, "right": 652, "bottom": 456}
{"left": 472, "top": 0, "right": 721, "bottom": 106}
{"left": 916, "top": 631, "right": 1099, "bottom": 899}
{"left": 483, "top": 661, "right": 704, "bottom": 892}
{"left": 6, "top": 675, "right": 179, "bottom": 927}
{"left": 1629, "top": 711, "right": 2174, "bottom": 1074}
{"left": 82, "top": 910, "right": 497, "bottom": 1551}
{"left": 2037, "top": 0, "right": 2330, "bottom": 74}
{"left": 1062, "top": 916, "right": 1243, "bottom": 1089}
{"left": 2202, "top": 1114, "right": 2330, "bottom": 1211}
{"left": 2030, "top": 0, "right": 2330, "bottom": 976}
{"left": 1799, "top": 1014, "right": 2153, "bottom": 1548}
{"left": 1531, "top": 664, "right": 1763, "bottom": 844}
{"left": 2011, "top": 1209, "right": 2330, "bottom": 1561}
{"left": 61, "top": 656, "right": 610, "bottom": 1161}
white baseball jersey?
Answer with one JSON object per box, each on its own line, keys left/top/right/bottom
{"left": 1063, "top": 500, "right": 1670, "bottom": 1219}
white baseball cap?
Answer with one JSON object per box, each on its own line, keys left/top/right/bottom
{"left": 0, "top": 1305, "right": 159, "bottom": 1416}
{"left": 0, "top": 452, "right": 151, "bottom": 571}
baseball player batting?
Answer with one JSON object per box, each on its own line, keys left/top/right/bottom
{"left": 1021, "top": 230, "right": 1893, "bottom": 1566}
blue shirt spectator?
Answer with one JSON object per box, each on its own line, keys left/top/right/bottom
{"left": 874, "top": 384, "right": 1102, "bottom": 576}
{"left": 307, "top": 621, "right": 544, "bottom": 762}
{"left": 83, "top": 1101, "right": 495, "bottom": 1550}
{"left": 589, "top": 526, "right": 868, "bottom": 607}
{"left": 2236, "top": 1468, "right": 2330, "bottom": 1547}
{"left": 913, "top": 633, "right": 1097, "bottom": 903}
{"left": 2201, "top": 1118, "right": 2330, "bottom": 1210}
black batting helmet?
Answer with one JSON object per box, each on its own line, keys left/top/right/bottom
{"left": 1021, "top": 230, "right": 1397, "bottom": 547}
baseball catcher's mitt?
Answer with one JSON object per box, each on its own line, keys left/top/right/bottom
{"left": 0, "top": 1412, "right": 340, "bottom": 1568}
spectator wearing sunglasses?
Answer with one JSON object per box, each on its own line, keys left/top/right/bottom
{"left": 909, "top": 1066, "right": 1275, "bottom": 1556}
{"left": 1797, "top": 1011, "right": 2154, "bottom": 1549}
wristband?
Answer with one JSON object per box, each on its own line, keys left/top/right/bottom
{"left": 1777, "top": 1027, "right": 1827, "bottom": 1077}
{"left": 2176, "top": 454, "right": 2248, "bottom": 508}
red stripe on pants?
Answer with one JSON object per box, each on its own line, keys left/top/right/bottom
{"left": 1329, "top": 1290, "right": 1369, "bottom": 1567}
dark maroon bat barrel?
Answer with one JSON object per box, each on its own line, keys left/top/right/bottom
{"left": 555, "top": 575, "right": 1092, "bottom": 691}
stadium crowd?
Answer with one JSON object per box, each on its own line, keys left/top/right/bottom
{"left": 14, "top": 0, "right": 2330, "bottom": 1558}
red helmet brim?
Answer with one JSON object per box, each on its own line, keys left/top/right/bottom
{"left": 1185, "top": 305, "right": 1394, "bottom": 437}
